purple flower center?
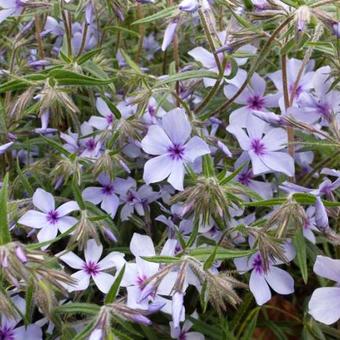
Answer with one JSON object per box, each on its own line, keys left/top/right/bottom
{"left": 106, "top": 114, "right": 113, "bottom": 125}
{"left": 252, "top": 254, "right": 264, "bottom": 274}
{"left": 289, "top": 84, "right": 303, "bottom": 98}
{"left": 238, "top": 169, "right": 253, "bottom": 186}
{"left": 127, "top": 191, "right": 136, "bottom": 203}
{"left": 102, "top": 184, "right": 114, "bottom": 195}
{"left": 148, "top": 105, "right": 156, "bottom": 117}
{"left": 83, "top": 261, "right": 100, "bottom": 276}
{"left": 316, "top": 102, "right": 332, "bottom": 121}
{"left": 179, "top": 333, "right": 187, "bottom": 340}
{"left": 85, "top": 138, "right": 97, "bottom": 151}
{"left": 250, "top": 138, "right": 266, "bottom": 156}
{"left": 47, "top": 210, "right": 59, "bottom": 224}
{"left": 168, "top": 144, "right": 185, "bottom": 160}
{"left": 247, "top": 95, "right": 265, "bottom": 110}
{"left": 0, "top": 325, "right": 15, "bottom": 340}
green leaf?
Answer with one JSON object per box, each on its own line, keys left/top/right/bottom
{"left": 118, "top": 49, "right": 143, "bottom": 74}
{"left": 76, "top": 48, "right": 103, "bottom": 65}
{"left": 105, "top": 264, "right": 126, "bottom": 304}
{"left": 293, "top": 227, "right": 308, "bottom": 284}
{"left": 141, "top": 255, "right": 180, "bottom": 264}
{"left": 101, "top": 97, "right": 122, "bottom": 119}
{"left": 54, "top": 303, "right": 100, "bottom": 315}
{"left": 0, "top": 174, "right": 11, "bottom": 245}
{"left": 157, "top": 70, "right": 219, "bottom": 85}
{"left": 71, "top": 179, "right": 86, "bottom": 210}
{"left": 203, "top": 244, "right": 218, "bottom": 270}
{"left": 202, "top": 154, "right": 215, "bottom": 177}
{"left": 104, "top": 25, "right": 140, "bottom": 38}
{"left": 189, "top": 247, "right": 256, "bottom": 261}
{"left": 39, "top": 135, "right": 72, "bottom": 157}
{"left": 16, "top": 159, "right": 33, "bottom": 196}
{"left": 132, "top": 6, "right": 177, "bottom": 25}
{"left": 49, "top": 69, "right": 114, "bottom": 86}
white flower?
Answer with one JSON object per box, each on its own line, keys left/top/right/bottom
{"left": 59, "top": 239, "right": 125, "bottom": 294}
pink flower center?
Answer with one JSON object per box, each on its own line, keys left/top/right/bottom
{"left": 247, "top": 95, "right": 265, "bottom": 110}
{"left": 137, "top": 274, "right": 147, "bottom": 288}
{"left": 168, "top": 144, "right": 185, "bottom": 160}
{"left": 83, "top": 261, "right": 100, "bottom": 276}
{"left": 47, "top": 210, "right": 59, "bottom": 224}
{"left": 250, "top": 138, "right": 266, "bottom": 156}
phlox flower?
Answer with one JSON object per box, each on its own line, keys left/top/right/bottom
{"left": 18, "top": 188, "right": 79, "bottom": 245}
{"left": 234, "top": 245, "right": 295, "bottom": 305}
{"left": 89, "top": 97, "right": 115, "bottom": 130}
{"left": 227, "top": 116, "right": 295, "bottom": 176}
{"left": 297, "top": 66, "right": 340, "bottom": 125}
{"left": 224, "top": 72, "right": 280, "bottom": 127}
{"left": 141, "top": 108, "right": 210, "bottom": 191}
{"left": 117, "top": 178, "right": 160, "bottom": 221}
{"left": 309, "top": 256, "right": 340, "bottom": 325}
{"left": 59, "top": 239, "right": 125, "bottom": 294}
{"left": 0, "top": 0, "right": 25, "bottom": 24}
{"left": 268, "top": 58, "right": 314, "bottom": 106}
{"left": 0, "top": 141, "right": 13, "bottom": 155}
{"left": 0, "top": 295, "right": 42, "bottom": 340}
{"left": 121, "top": 233, "right": 179, "bottom": 313}
{"left": 170, "top": 317, "right": 204, "bottom": 340}
{"left": 60, "top": 122, "right": 102, "bottom": 158}
{"left": 82, "top": 173, "right": 132, "bottom": 218}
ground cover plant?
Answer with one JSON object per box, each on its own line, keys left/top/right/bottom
{"left": 0, "top": 0, "right": 340, "bottom": 339}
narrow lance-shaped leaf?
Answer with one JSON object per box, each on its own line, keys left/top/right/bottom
{"left": 105, "top": 264, "right": 126, "bottom": 304}
{"left": 0, "top": 174, "right": 11, "bottom": 245}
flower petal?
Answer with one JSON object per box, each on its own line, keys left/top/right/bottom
{"left": 265, "top": 266, "right": 294, "bottom": 295}
{"left": 101, "top": 194, "right": 120, "bottom": 218}
{"left": 130, "top": 233, "right": 155, "bottom": 257}
{"left": 57, "top": 216, "right": 78, "bottom": 233}
{"left": 82, "top": 187, "right": 105, "bottom": 204}
{"left": 309, "top": 287, "right": 340, "bottom": 325}
{"left": 85, "top": 239, "right": 103, "bottom": 264}
{"left": 18, "top": 210, "right": 47, "bottom": 229}
{"left": 59, "top": 251, "right": 85, "bottom": 269}
{"left": 98, "top": 252, "right": 125, "bottom": 270}
{"left": 141, "top": 125, "right": 172, "bottom": 156}
{"left": 184, "top": 136, "right": 210, "bottom": 162}
{"left": 37, "top": 225, "right": 58, "bottom": 244}
{"left": 56, "top": 201, "right": 79, "bottom": 217}
{"left": 168, "top": 160, "right": 185, "bottom": 191}
{"left": 143, "top": 155, "right": 172, "bottom": 185}
{"left": 33, "top": 188, "right": 55, "bottom": 213}
{"left": 313, "top": 255, "right": 340, "bottom": 282}
{"left": 249, "top": 270, "right": 271, "bottom": 305}
{"left": 260, "top": 152, "right": 295, "bottom": 176}
{"left": 93, "top": 272, "right": 115, "bottom": 294}
{"left": 162, "top": 108, "right": 191, "bottom": 145}
{"left": 70, "top": 270, "right": 90, "bottom": 291}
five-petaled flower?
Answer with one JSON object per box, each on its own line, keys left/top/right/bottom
{"left": 59, "top": 239, "right": 125, "bottom": 294}
{"left": 141, "top": 108, "right": 210, "bottom": 191}
{"left": 18, "top": 188, "right": 79, "bottom": 246}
